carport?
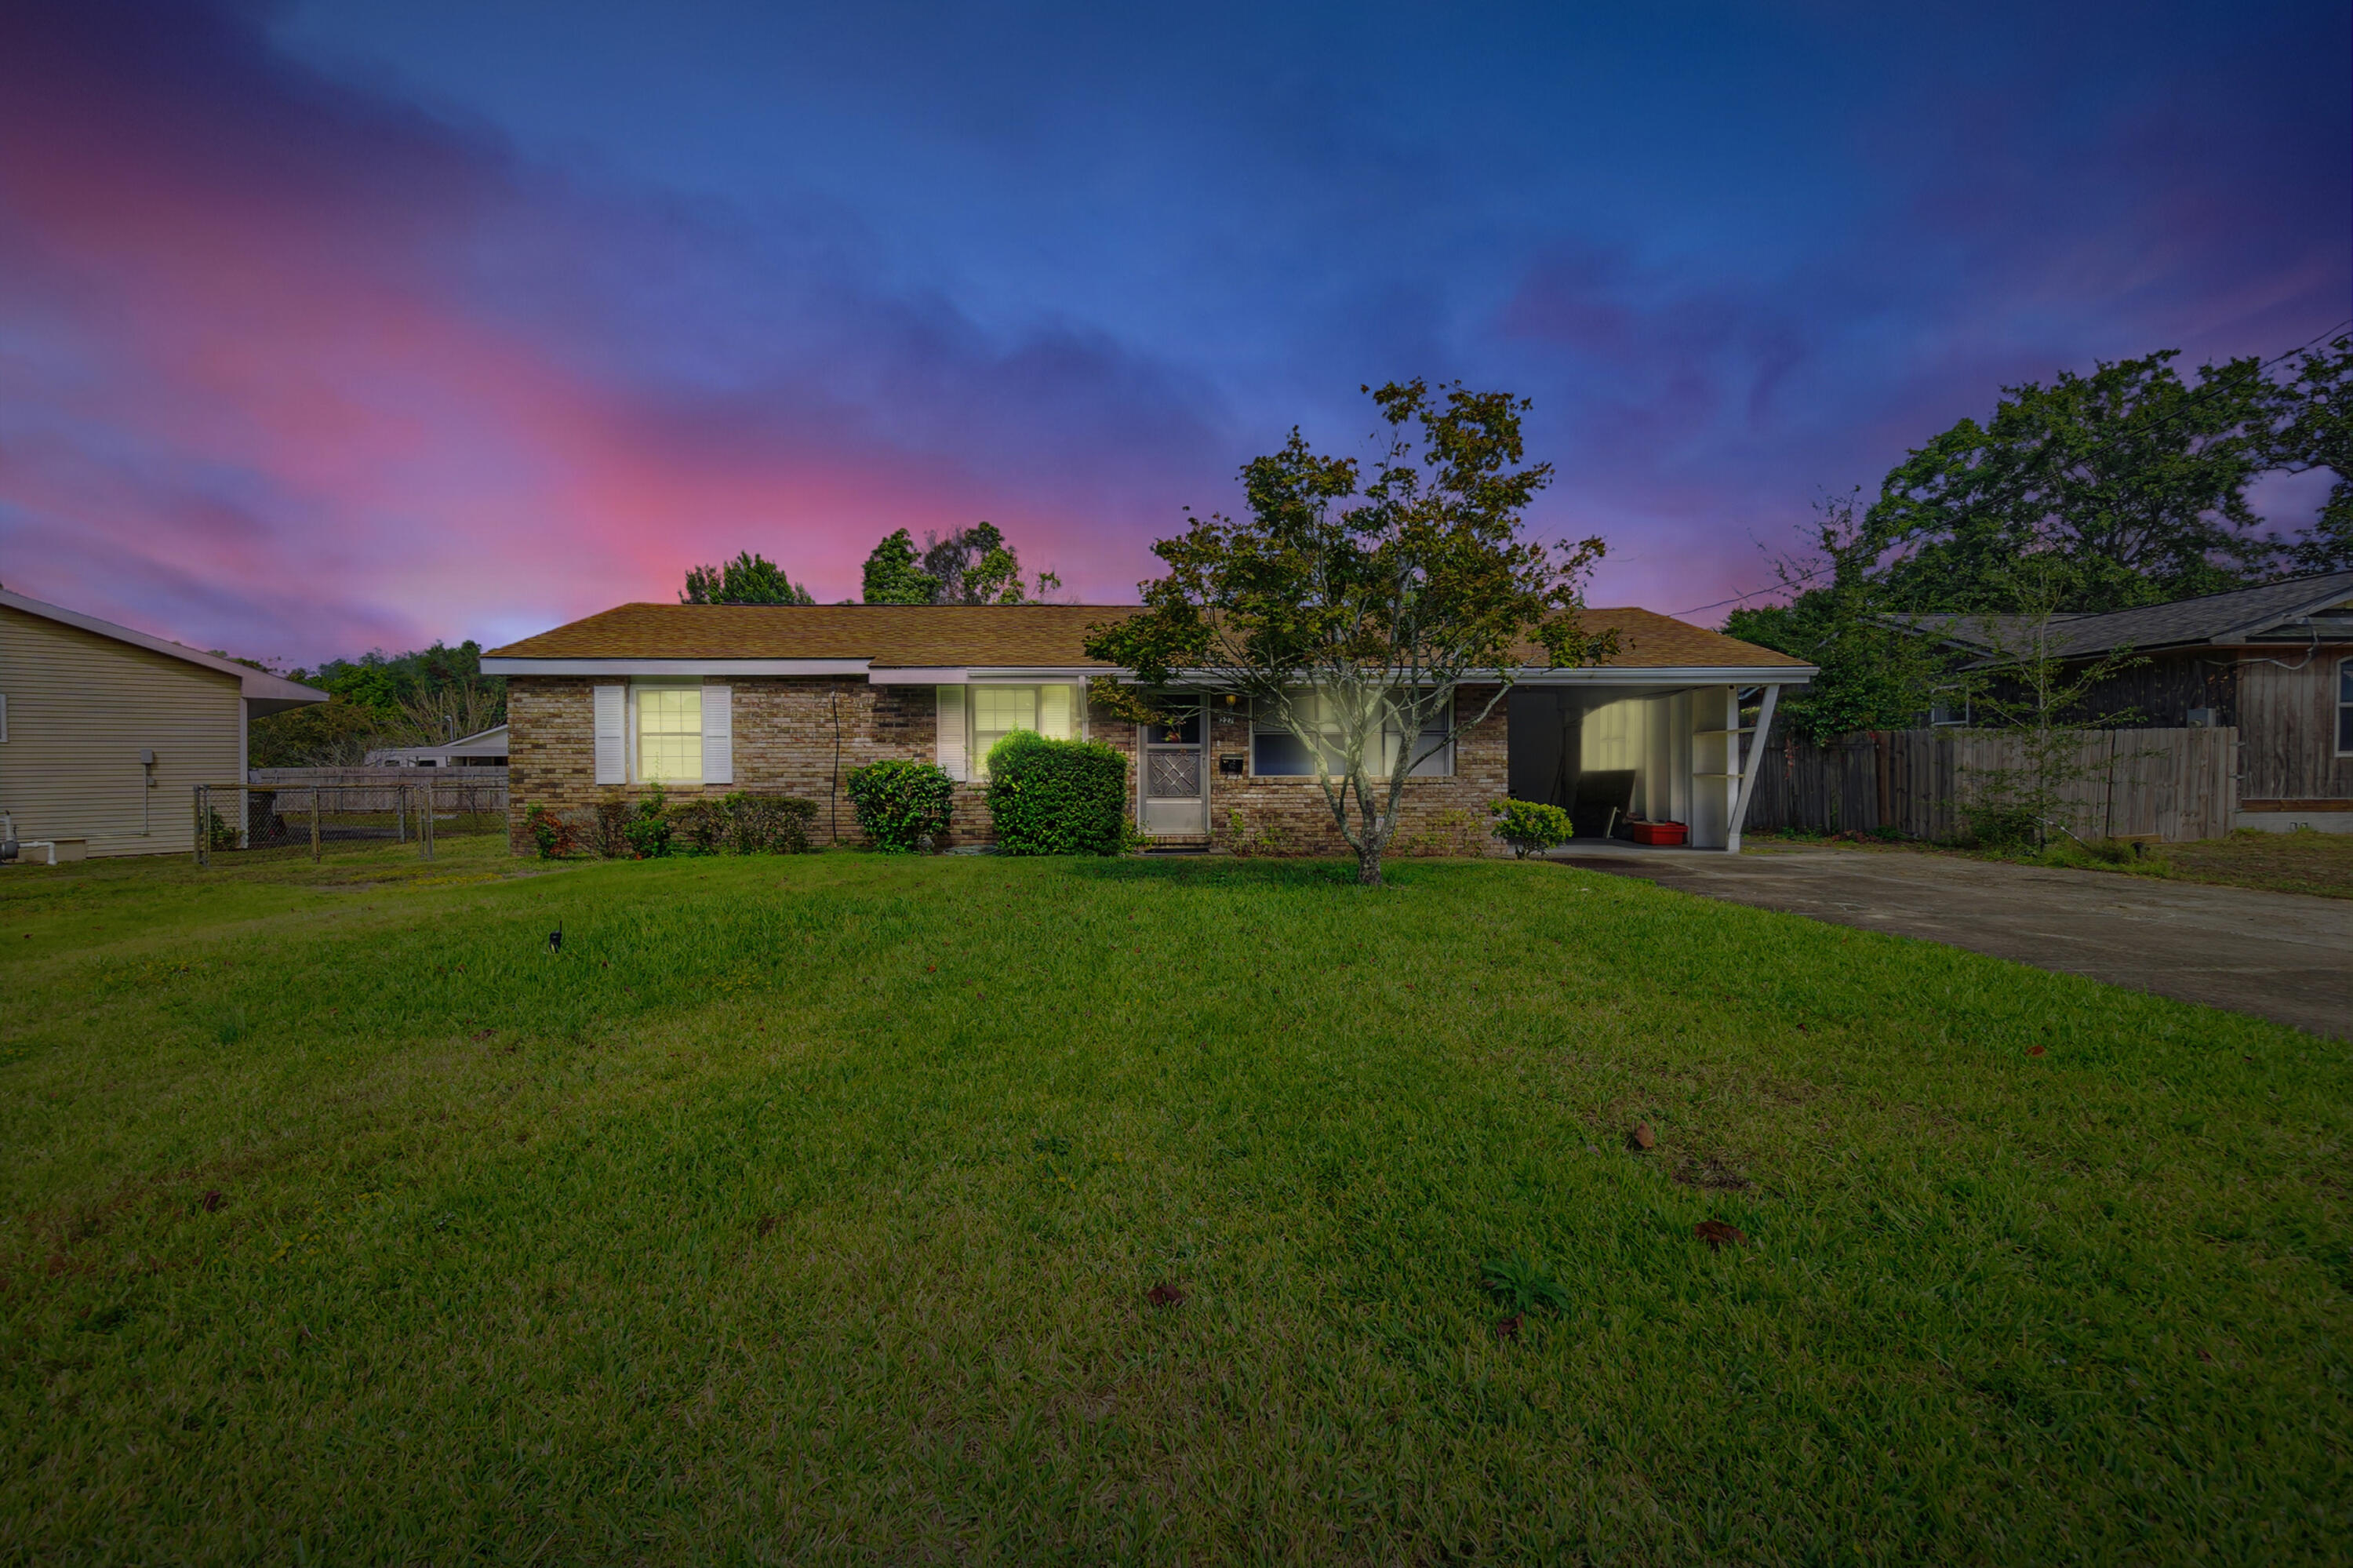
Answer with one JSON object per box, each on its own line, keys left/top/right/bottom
{"left": 1504, "top": 663, "right": 1810, "bottom": 852}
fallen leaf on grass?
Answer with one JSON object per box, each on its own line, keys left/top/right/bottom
{"left": 756, "top": 1215, "right": 780, "bottom": 1237}
{"left": 1693, "top": 1220, "right": 1747, "bottom": 1250}
{"left": 1494, "top": 1314, "right": 1520, "bottom": 1341}
{"left": 2028, "top": 1045, "right": 2046, "bottom": 1057}
{"left": 199, "top": 1191, "right": 225, "bottom": 1213}
{"left": 1146, "top": 1282, "right": 1186, "bottom": 1307}
{"left": 1628, "top": 1123, "right": 1657, "bottom": 1151}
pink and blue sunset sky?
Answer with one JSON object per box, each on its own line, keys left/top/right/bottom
{"left": 1, "top": 0, "right": 2346, "bottom": 666}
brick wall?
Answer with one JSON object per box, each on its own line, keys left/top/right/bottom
{"left": 1192, "top": 684, "right": 1508, "bottom": 857}
{"left": 508, "top": 676, "right": 1509, "bottom": 857}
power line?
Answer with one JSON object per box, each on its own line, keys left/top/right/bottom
{"left": 1675, "top": 320, "right": 2352, "bottom": 620}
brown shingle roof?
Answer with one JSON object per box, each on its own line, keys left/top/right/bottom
{"left": 486, "top": 602, "right": 1808, "bottom": 670}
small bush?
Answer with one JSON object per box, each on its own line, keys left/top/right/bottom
{"left": 622, "top": 784, "right": 673, "bottom": 859}
{"left": 592, "top": 797, "right": 631, "bottom": 858}
{"left": 985, "top": 732, "right": 1133, "bottom": 856}
{"left": 729, "top": 793, "right": 817, "bottom": 854}
{"left": 846, "top": 759, "right": 955, "bottom": 852}
{"left": 1490, "top": 799, "right": 1573, "bottom": 857}
{"left": 619, "top": 791, "right": 816, "bottom": 857}
{"left": 523, "top": 802, "right": 579, "bottom": 859}
{"left": 668, "top": 796, "right": 729, "bottom": 854}
{"left": 1958, "top": 802, "right": 2041, "bottom": 850}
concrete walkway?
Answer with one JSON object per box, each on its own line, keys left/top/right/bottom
{"left": 1552, "top": 842, "right": 2352, "bottom": 1039}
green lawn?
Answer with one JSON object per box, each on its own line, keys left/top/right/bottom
{"left": 4, "top": 842, "right": 2348, "bottom": 1563}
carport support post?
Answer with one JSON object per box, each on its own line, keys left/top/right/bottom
{"left": 1726, "top": 683, "right": 1782, "bottom": 855}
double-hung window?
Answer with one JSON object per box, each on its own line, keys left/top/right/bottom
{"left": 1250, "top": 690, "right": 1453, "bottom": 778}
{"left": 969, "top": 683, "right": 1075, "bottom": 777}
{"left": 2338, "top": 656, "right": 2352, "bottom": 755}
{"left": 638, "top": 686, "right": 703, "bottom": 784}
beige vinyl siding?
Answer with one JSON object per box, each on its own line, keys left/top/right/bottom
{"left": 0, "top": 604, "right": 245, "bottom": 857}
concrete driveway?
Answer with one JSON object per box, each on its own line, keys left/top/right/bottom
{"left": 1553, "top": 843, "right": 2352, "bottom": 1039}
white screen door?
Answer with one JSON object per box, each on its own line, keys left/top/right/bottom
{"left": 1140, "top": 701, "right": 1207, "bottom": 836}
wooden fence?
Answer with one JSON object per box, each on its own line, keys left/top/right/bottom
{"left": 1743, "top": 727, "right": 2236, "bottom": 842}
{"left": 245, "top": 766, "right": 507, "bottom": 813}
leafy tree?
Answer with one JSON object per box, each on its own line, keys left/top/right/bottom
{"left": 1082, "top": 380, "right": 1613, "bottom": 887}
{"left": 1725, "top": 493, "right": 1955, "bottom": 740}
{"left": 860, "top": 522, "right": 1060, "bottom": 604}
{"left": 2267, "top": 335, "right": 2353, "bottom": 573}
{"left": 1866, "top": 350, "right": 2277, "bottom": 612}
{"left": 860, "top": 529, "right": 940, "bottom": 604}
{"left": 249, "top": 639, "right": 506, "bottom": 766}
{"left": 1943, "top": 558, "right": 2151, "bottom": 851}
{"left": 679, "top": 551, "right": 815, "bottom": 605}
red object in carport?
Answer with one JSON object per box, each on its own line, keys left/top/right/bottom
{"left": 1627, "top": 820, "right": 1689, "bottom": 846}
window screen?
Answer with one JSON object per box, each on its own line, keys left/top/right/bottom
{"left": 638, "top": 687, "right": 703, "bottom": 784}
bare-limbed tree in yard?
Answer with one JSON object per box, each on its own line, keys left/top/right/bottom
{"left": 1083, "top": 380, "right": 1613, "bottom": 886}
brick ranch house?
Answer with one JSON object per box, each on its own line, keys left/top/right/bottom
{"left": 481, "top": 603, "right": 1814, "bottom": 854}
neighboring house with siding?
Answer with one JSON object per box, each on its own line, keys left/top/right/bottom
{"left": 482, "top": 602, "right": 1813, "bottom": 854}
{"left": 1907, "top": 569, "right": 2353, "bottom": 832}
{"left": 0, "top": 589, "right": 326, "bottom": 858}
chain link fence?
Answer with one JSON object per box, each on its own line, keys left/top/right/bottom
{"left": 192, "top": 780, "right": 507, "bottom": 865}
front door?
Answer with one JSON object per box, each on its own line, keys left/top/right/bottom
{"left": 1140, "top": 703, "right": 1208, "bottom": 837}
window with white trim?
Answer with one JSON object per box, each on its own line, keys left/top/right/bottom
{"left": 1249, "top": 690, "right": 1452, "bottom": 778}
{"left": 2338, "top": 655, "right": 2352, "bottom": 755}
{"left": 638, "top": 686, "right": 703, "bottom": 784}
{"left": 969, "top": 683, "right": 1076, "bottom": 777}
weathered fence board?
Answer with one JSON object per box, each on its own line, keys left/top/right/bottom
{"left": 245, "top": 766, "right": 507, "bottom": 814}
{"left": 1744, "top": 727, "right": 2235, "bottom": 842}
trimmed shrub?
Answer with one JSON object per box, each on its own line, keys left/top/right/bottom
{"left": 729, "top": 793, "right": 817, "bottom": 854}
{"left": 984, "top": 731, "right": 1133, "bottom": 856}
{"left": 1489, "top": 799, "right": 1573, "bottom": 858}
{"left": 621, "top": 784, "right": 673, "bottom": 858}
{"left": 522, "top": 802, "right": 580, "bottom": 859}
{"left": 846, "top": 759, "right": 955, "bottom": 852}
{"left": 667, "top": 791, "right": 817, "bottom": 855}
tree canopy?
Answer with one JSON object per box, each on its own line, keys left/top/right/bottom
{"left": 859, "top": 522, "right": 1060, "bottom": 604}
{"left": 1865, "top": 349, "right": 2282, "bottom": 613}
{"left": 1083, "top": 379, "right": 1611, "bottom": 886}
{"left": 249, "top": 640, "right": 505, "bottom": 766}
{"left": 1729, "top": 334, "right": 2352, "bottom": 739}
{"left": 679, "top": 551, "right": 815, "bottom": 606}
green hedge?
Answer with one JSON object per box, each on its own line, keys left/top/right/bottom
{"left": 846, "top": 759, "right": 955, "bottom": 852}
{"left": 669, "top": 791, "right": 819, "bottom": 855}
{"left": 984, "top": 731, "right": 1133, "bottom": 856}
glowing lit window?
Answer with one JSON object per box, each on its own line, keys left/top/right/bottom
{"left": 638, "top": 687, "right": 702, "bottom": 784}
{"left": 969, "top": 684, "right": 1074, "bottom": 775}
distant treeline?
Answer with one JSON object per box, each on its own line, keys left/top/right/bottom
{"left": 250, "top": 641, "right": 505, "bottom": 768}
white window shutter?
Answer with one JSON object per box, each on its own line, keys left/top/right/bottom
{"left": 701, "top": 684, "right": 733, "bottom": 785}
{"left": 936, "top": 686, "right": 966, "bottom": 780}
{"left": 593, "top": 685, "right": 626, "bottom": 784}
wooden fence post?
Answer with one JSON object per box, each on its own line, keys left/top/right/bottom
{"left": 195, "top": 784, "right": 208, "bottom": 868}
{"left": 311, "top": 788, "right": 322, "bottom": 864}
{"left": 422, "top": 783, "right": 435, "bottom": 862}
